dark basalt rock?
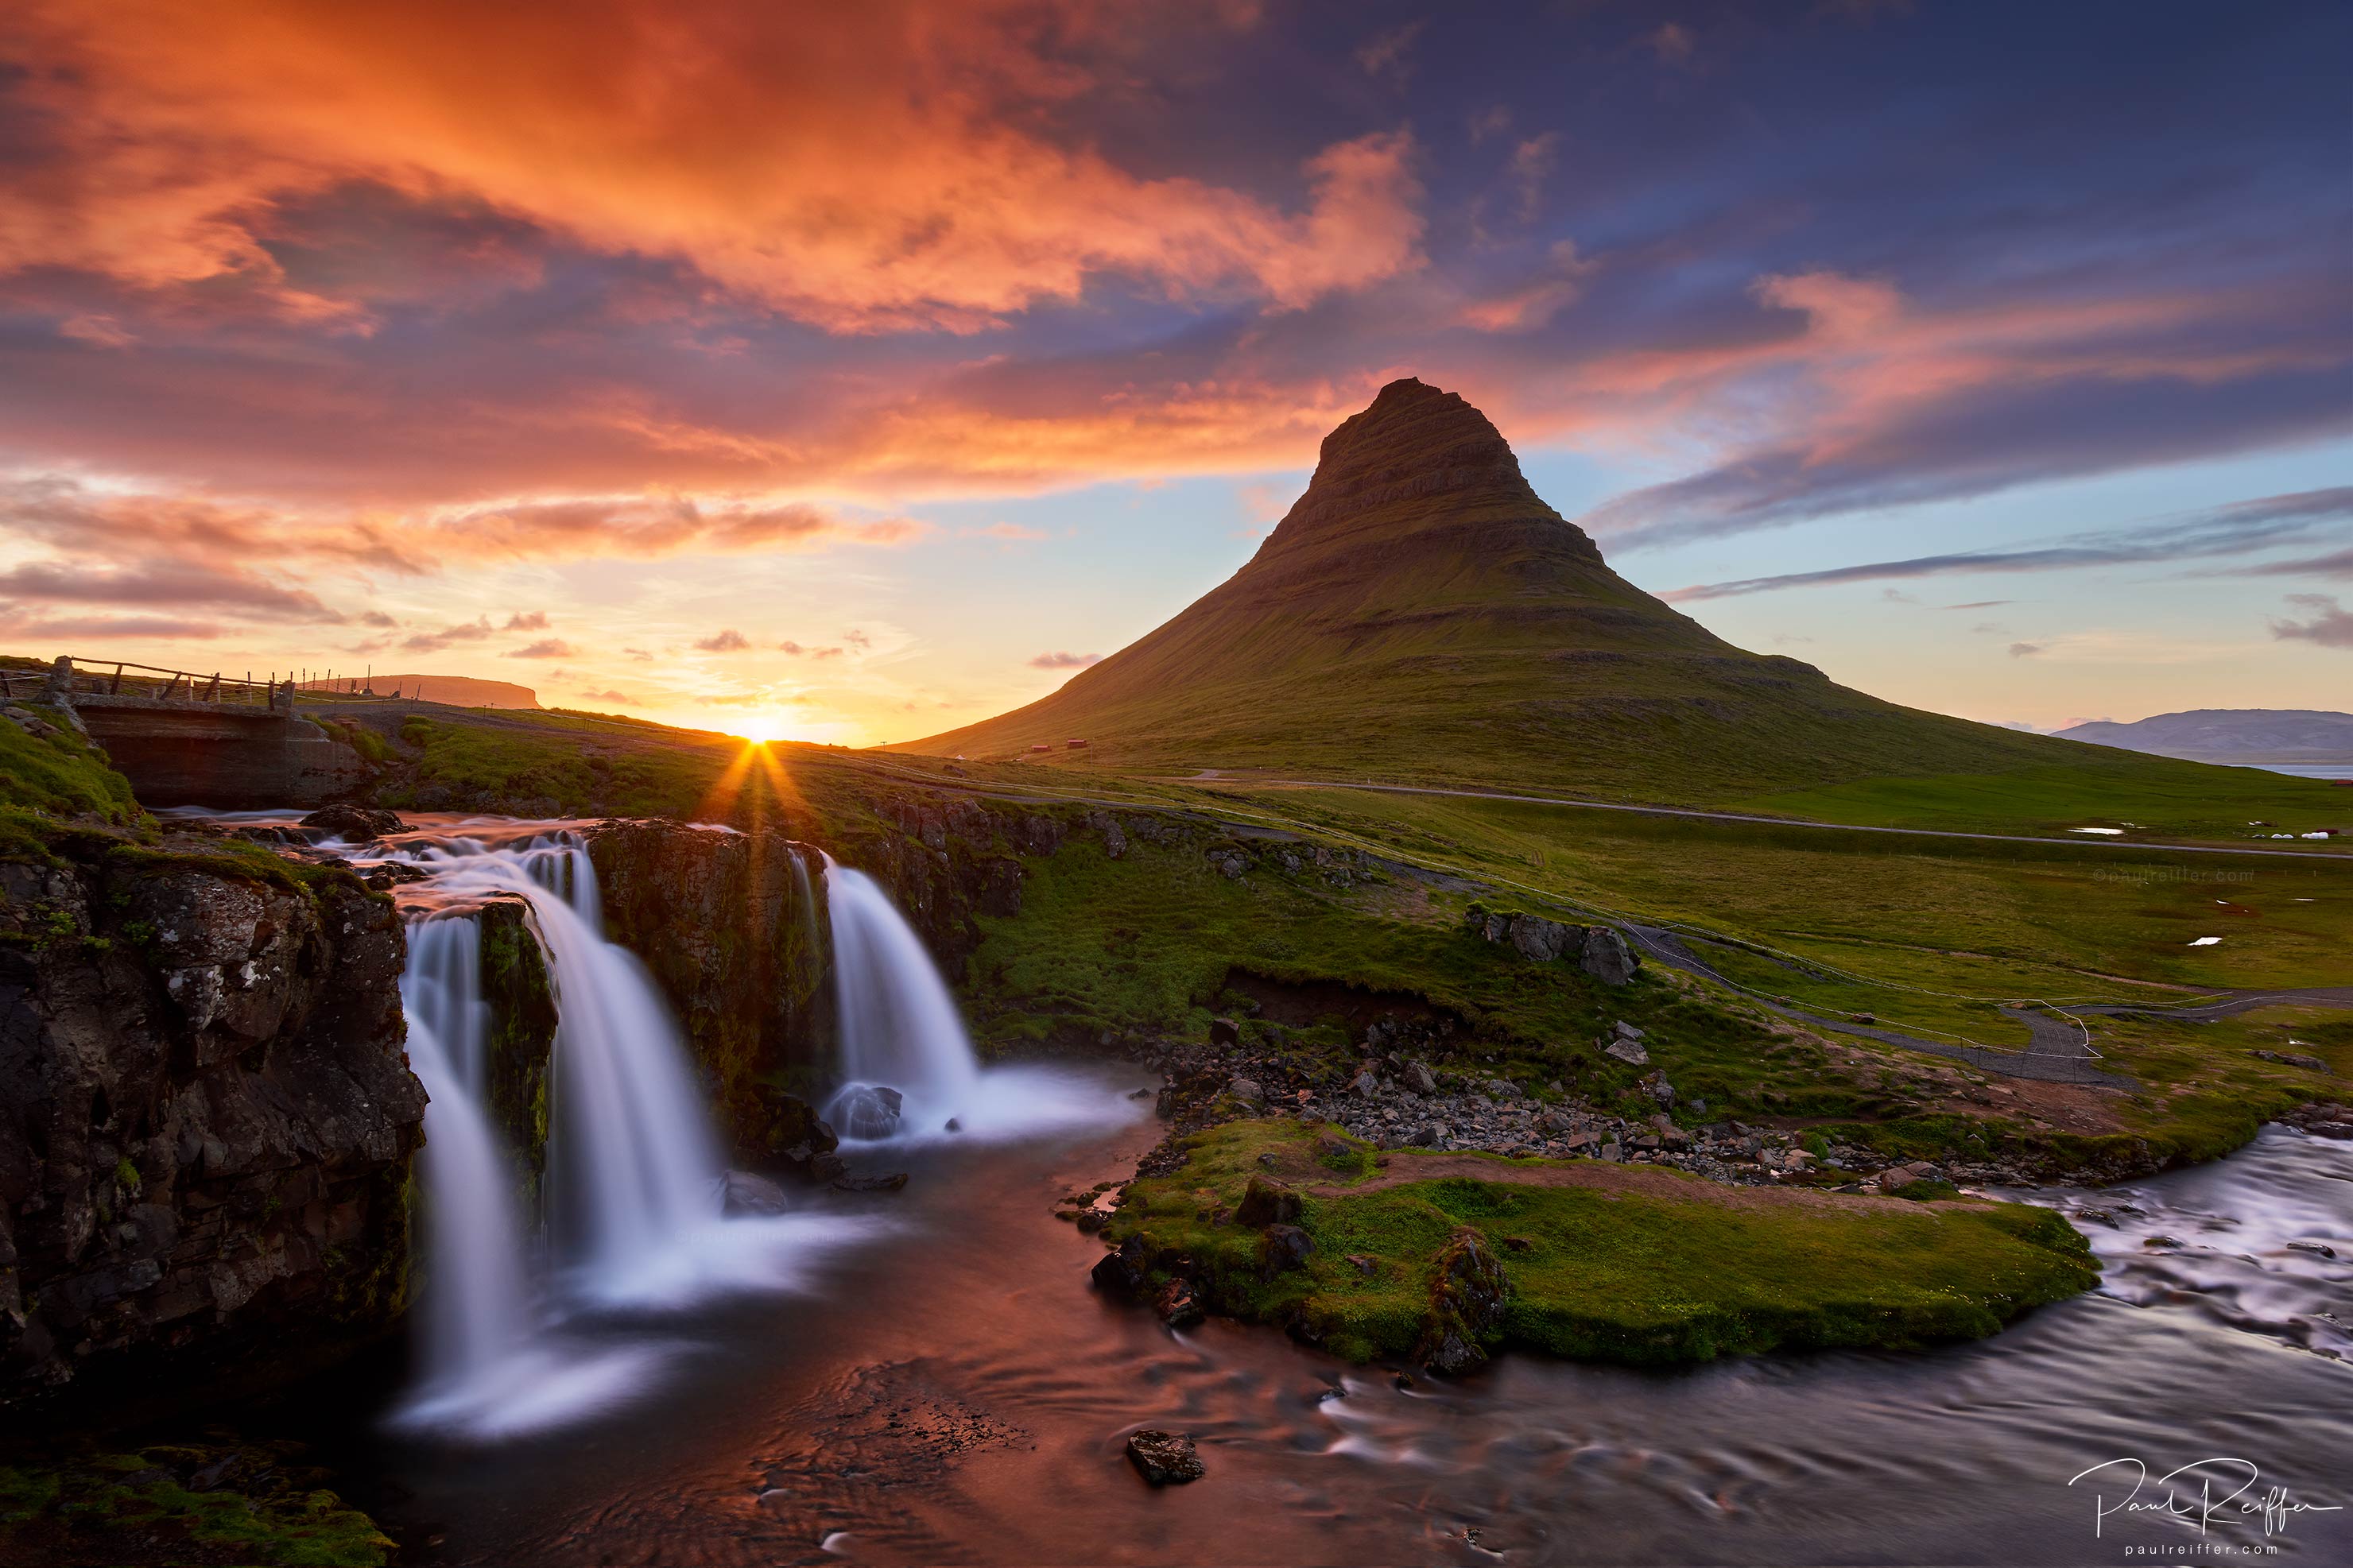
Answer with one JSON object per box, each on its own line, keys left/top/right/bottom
{"left": 1125, "top": 1429, "right": 1204, "bottom": 1485}
{"left": 831, "top": 1171, "right": 909, "bottom": 1194}
{"left": 0, "top": 840, "right": 424, "bottom": 1409}
{"left": 1156, "top": 1278, "right": 1205, "bottom": 1329}
{"left": 1091, "top": 1237, "right": 1148, "bottom": 1297}
{"left": 476, "top": 895, "right": 556, "bottom": 1205}
{"left": 298, "top": 803, "right": 405, "bottom": 842}
{"left": 723, "top": 1170, "right": 792, "bottom": 1216}
{"left": 831, "top": 1083, "right": 904, "bottom": 1140}
{"left": 1233, "top": 1175, "right": 1301, "bottom": 1227}
{"left": 1417, "top": 1228, "right": 1510, "bottom": 1377}
{"left": 583, "top": 823, "right": 829, "bottom": 1155}
{"left": 1262, "top": 1223, "right": 1312, "bottom": 1274}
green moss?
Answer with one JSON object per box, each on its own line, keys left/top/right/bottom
{"left": 1107, "top": 1119, "right": 2098, "bottom": 1368}
{"left": 99, "top": 837, "right": 373, "bottom": 901}
{"left": 0, "top": 707, "right": 138, "bottom": 823}
{"left": 0, "top": 1446, "right": 392, "bottom": 1565}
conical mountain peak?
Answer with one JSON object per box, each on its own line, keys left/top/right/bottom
{"left": 900, "top": 379, "right": 2068, "bottom": 801}
{"left": 1255, "top": 377, "right": 1603, "bottom": 568}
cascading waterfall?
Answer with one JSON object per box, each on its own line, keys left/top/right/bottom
{"left": 320, "top": 815, "right": 1132, "bottom": 1436}
{"left": 824, "top": 863, "right": 983, "bottom": 1138}
{"left": 374, "top": 825, "right": 867, "bottom": 1438}
{"left": 821, "top": 858, "right": 1140, "bottom": 1146}
{"left": 397, "top": 916, "right": 533, "bottom": 1411}
{"left": 397, "top": 833, "right": 724, "bottom": 1299}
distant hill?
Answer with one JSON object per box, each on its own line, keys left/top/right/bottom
{"left": 894, "top": 378, "right": 2175, "bottom": 803}
{"left": 2055, "top": 709, "right": 2353, "bottom": 764}
{"left": 300, "top": 673, "right": 541, "bottom": 709}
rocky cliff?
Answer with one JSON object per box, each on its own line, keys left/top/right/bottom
{"left": 584, "top": 821, "right": 832, "bottom": 1155}
{"left": 476, "top": 894, "right": 557, "bottom": 1210}
{"left": 0, "top": 832, "right": 424, "bottom": 1409}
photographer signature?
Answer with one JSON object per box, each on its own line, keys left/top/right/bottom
{"left": 2069, "top": 1458, "right": 2343, "bottom": 1539}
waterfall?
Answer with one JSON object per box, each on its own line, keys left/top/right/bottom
{"left": 397, "top": 916, "right": 533, "bottom": 1407}
{"left": 396, "top": 834, "right": 724, "bottom": 1299}
{"left": 381, "top": 826, "right": 826, "bottom": 1438}
{"left": 363, "top": 818, "right": 1123, "bottom": 1437}
{"left": 532, "top": 881, "right": 726, "bottom": 1299}
{"left": 824, "top": 863, "right": 983, "bottom": 1139}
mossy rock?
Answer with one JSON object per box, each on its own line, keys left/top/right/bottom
{"left": 0, "top": 1442, "right": 392, "bottom": 1566}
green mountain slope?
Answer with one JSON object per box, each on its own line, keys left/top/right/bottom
{"left": 897, "top": 378, "right": 2203, "bottom": 805}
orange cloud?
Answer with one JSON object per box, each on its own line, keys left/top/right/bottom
{"left": 7, "top": 1, "right": 1425, "bottom": 332}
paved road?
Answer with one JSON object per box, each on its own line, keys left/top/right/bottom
{"left": 1209, "top": 777, "right": 2353, "bottom": 862}
{"left": 1622, "top": 925, "right": 2138, "bottom": 1088}
{"left": 2074, "top": 987, "right": 2353, "bottom": 1023}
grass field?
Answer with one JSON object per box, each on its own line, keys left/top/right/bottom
{"left": 144, "top": 699, "right": 2342, "bottom": 1176}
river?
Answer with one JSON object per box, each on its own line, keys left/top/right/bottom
{"left": 246, "top": 1101, "right": 2347, "bottom": 1566}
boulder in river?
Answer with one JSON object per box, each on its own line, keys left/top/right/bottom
{"left": 1091, "top": 1237, "right": 1149, "bottom": 1296}
{"left": 723, "top": 1170, "right": 792, "bottom": 1215}
{"left": 831, "top": 1083, "right": 905, "bottom": 1140}
{"left": 1156, "top": 1279, "right": 1206, "bottom": 1329}
{"left": 298, "top": 803, "right": 405, "bottom": 841}
{"left": 1125, "top": 1430, "right": 1205, "bottom": 1485}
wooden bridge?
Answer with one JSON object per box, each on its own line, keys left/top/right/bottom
{"left": 29, "top": 656, "right": 373, "bottom": 808}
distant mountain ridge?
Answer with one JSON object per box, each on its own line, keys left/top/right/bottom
{"left": 2056, "top": 709, "right": 2353, "bottom": 763}
{"left": 896, "top": 377, "right": 2162, "bottom": 803}
{"left": 300, "top": 673, "right": 541, "bottom": 709}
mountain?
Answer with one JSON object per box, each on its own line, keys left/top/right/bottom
{"left": 300, "top": 673, "right": 541, "bottom": 709}
{"left": 893, "top": 379, "right": 2180, "bottom": 802}
{"left": 2055, "top": 710, "right": 2353, "bottom": 764}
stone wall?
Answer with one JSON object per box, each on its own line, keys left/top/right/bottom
{"left": 69, "top": 705, "right": 370, "bottom": 809}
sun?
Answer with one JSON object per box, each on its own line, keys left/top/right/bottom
{"left": 738, "top": 716, "right": 785, "bottom": 745}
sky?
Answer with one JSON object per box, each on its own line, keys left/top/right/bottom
{"left": 0, "top": 0, "right": 2346, "bottom": 744}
